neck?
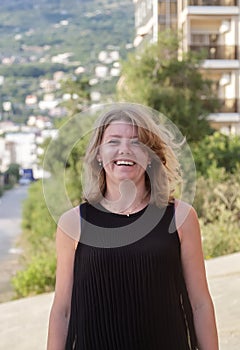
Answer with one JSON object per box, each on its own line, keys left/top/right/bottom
{"left": 102, "top": 179, "right": 149, "bottom": 215}
{"left": 105, "top": 179, "right": 144, "bottom": 202}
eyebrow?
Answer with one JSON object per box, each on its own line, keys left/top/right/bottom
{"left": 105, "top": 134, "right": 138, "bottom": 138}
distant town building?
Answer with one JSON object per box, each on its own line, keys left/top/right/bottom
{"left": 25, "top": 95, "right": 38, "bottom": 106}
{"left": 109, "top": 51, "right": 120, "bottom": 61}
{"left": 53, "top": 71, "right": 66, "bottom": 81}
{"left": 40, "top": 79, "right": 60, "bottom": 93}
{"left": 98, "top": 50, "right": 120, "bottom": 64}
{"left": 38, "top": 94, "right": 59, "bottom": 110}
{"left": 5, "top": 132, "right": 37, "bottom": 169}
{"left": 95, "top": 65, "right": 108, "bottom": 78}
{"left": 110, "top": 67, "right": 121, "bottom": 77}
{"left": 1, "top": 56, "right": 16, "bottom": 65}
{"left": 2, "top": 101, "right": 12, "bottom": 112}
{"left": 0, "top": 137, "right": 9, "bottom": 172}
{"left": 74, "top": 66, "right": 86, "bottom": 75}
{"left": 48, "top": 107, "right": 68, "bottom": 118}
{"left": 90, "top": 91, "right": 101, "bottom": 102}
{"left": 98, "top": 51, "right": 108, "bottom": 62}
{"left": 51, "top": 52, "right": 73, "bottom": 64}
{"left": 89, "top": 78, "right": 99, "bottom": 86}
{"left": 0, "top": 128, "right": 58, "bottom": 177}
{"left": 27, "top": 115, "right": 52, "bottom": 129}
{"left": 60, "top": 20, "right": 69, "bottom": 26}
{"left": 0, "top": 121, "right": 19, "bottom": 135}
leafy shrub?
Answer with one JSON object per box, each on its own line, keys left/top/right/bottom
{"left": 192, "top": 132, "right": 240, "bottom": 176}
{"left": 12, "top": 180, "right": 57, "bottom": 296}
{"left": 12, "top": 252, "right": 56, "bottom": 297}
{"left": 200, "top": 212, "right": 240, "bottom": 259}
{"left": 194, "top": 167, "right": 240, "bottom": 259}
{"left": 22, "top": 181, "right": 56, "bottom": 238}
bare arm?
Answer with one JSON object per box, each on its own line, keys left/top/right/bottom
{"left": 47, "top": 207, "right": 80, "bottom": 350}
{"left": 175, "top": 200, "right": 219, "bottom": 350}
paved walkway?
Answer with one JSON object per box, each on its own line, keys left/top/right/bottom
{"left": 205, "top": 252, "right": 240, "bottom": 349}
{"left": 0, "top": 252, "right": 239, "bottom": 350}
{"left": 0, "top": 185, "right": 29, "bottom": 303}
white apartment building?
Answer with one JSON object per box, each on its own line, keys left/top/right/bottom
{"left": 133, "top": 0, "right": 178, "bottom": 46}
{"left": 133, "top": 0, "right": 240, "bottom": 134}
{"left": 4, "top": 132, "right": 37, "bottom": 170}
{"left": 0, "top": 129, "right": 57, "bottom": 178}
{"left": 178, "top": 0, "right": 240, "bottom": 134}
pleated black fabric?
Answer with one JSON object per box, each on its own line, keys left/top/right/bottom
{"left": 65, "top": 202, "right": 198, "bottom": 350}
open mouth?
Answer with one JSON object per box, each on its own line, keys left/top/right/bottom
{"left": 114, "top": 160, "right": 136, "bottom": 166}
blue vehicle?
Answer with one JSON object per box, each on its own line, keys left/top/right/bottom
{"left": 19, "top": 168, "right": 35, "bottom": 185}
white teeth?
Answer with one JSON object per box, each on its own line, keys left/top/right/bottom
{"left": 115, "top": 160, "right": 134, "bottom": 166}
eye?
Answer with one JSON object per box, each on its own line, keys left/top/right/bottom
{"left": 108, "top": 139, "right": 119, "bottom": 144}
{"left": 131, "top": 138, "right": 140, "bottom": 145}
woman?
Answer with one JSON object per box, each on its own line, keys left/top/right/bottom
{"left": 47, "top": 104, "right": 218, "bottom": 349}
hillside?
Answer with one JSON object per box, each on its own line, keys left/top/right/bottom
{"left": 0, "top": 0, "right": 134, "bottom": 64}
{"left": 0, "top": 0, "right": 135, "bottom": 122}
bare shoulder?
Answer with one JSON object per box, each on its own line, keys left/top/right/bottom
{"left": 174, "top": 199, "right": 199, "bottom": 241}
{"left": 58, "top": 205, "right": 81, "bottom": 243}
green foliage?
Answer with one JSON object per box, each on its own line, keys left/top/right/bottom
{"left": 118, "top": 30, "right": 218, "bottom": 142}
{"left": 42, "top": 113, "right": 94, "bottom": 175}
{"left": 64, "top": 138, "right": 88, "bottom": 206}
{"left": 12, "top": 252, "right": 56, "bottom": 297}
{"left": 0, "top": 175, "right": 3, "bottom": 196}
{"left": 13, "top": 112, "right": 94, "bottom": 296}
{"left": 12, "top": 180, "right": 57, "bottom": 297}
{"left": 21, "top": 181, "right": 56, "bottom": 246}
{"left": 3, "top": 163, "right": 21, "bottom": 188}
{"left": 200, "top": 212, "right": 240, "bottom": 259}
{"left": 5, "top": 163, "right": 20, "bottom": 179}
{"left": 60, "top": 77, "right": 91, "bottom": 116}
{"left": 194, "top": 167, "right": 240, "bottom": 259}
{"left": 191, "top": 131, "right": 240, "bottom": 176}
{"left": 0, "top": 63, "right": 69, "bottom": 78}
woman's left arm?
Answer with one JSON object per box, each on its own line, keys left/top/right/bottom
{"left": 175, "top": 200, "right": 219, "bottom": 350}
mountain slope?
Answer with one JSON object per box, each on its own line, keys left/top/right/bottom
{"left": 0, "top": 0, "right": 135, "bottom": 64}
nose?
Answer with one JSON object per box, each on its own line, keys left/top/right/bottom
{"left": 118, "top": 138, "right": 132, "bottom": 154}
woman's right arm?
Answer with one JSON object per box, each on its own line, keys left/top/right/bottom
{"left": 47, "top": 207, "right": 80, "bottom": 350}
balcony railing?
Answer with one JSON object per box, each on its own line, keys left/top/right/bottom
{"left": 188, "top": 0, "right": 237, "bottom": 5}
{"left": 189, "top": 45, "right": 238, "bottom": 60}
{"left": 218, "top": 99, "right": 239, "bottom": 113}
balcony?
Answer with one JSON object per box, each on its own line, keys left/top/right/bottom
{"left": 188, "top": 0, "right": 237, "bottom": 5}
{"left": 218, "top": 99, "right": 239, "bottom": 113}
{"left": 203, "top": 98, "right": 239, "bottom": 113}
{"left": 189, "top": 45, "right": 238, "bottom": 60}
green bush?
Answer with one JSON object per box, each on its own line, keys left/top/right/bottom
{"left": 192, "top": 132, "right": 240, "bottom": 176}
{"left": 12, "top": 180, "right": 57, "bottom": 297}
{"left": 200, "top": 213, "right": 240, "bottom": 259}
{"left": 194, "top": 167, "right": 240, "bottom": 259}
{"left": 12, "top": 252, "right": 56, "bottom": 297}
{"left": 21, "top": 181, "right": 56, "bottom": 245}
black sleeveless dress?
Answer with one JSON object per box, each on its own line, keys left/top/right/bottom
{"left": 66, "top": 202, "right": 198, "bottom": 350}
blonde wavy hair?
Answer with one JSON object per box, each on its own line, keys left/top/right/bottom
{"left": 83, "top": 104, "right": 183, "bottom": 207}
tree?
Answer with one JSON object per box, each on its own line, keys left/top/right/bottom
{"left": 118, "top": 30, "right": 218, "bottom": 142}
{"left": 191, "top": 131, "right": 240, "bottom": 175}
{"left": 59, "top": 76, "right": 91, "bottom": 117}
{"left": 4, "top": 163, "right": 20, "bottom": 185}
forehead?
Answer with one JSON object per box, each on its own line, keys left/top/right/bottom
{"left": 103, "top": 121, "right": 138, "bottom": 137}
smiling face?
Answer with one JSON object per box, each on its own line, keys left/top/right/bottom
{"left": 98, "top": 121, "right": 150, "bottom": 189}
